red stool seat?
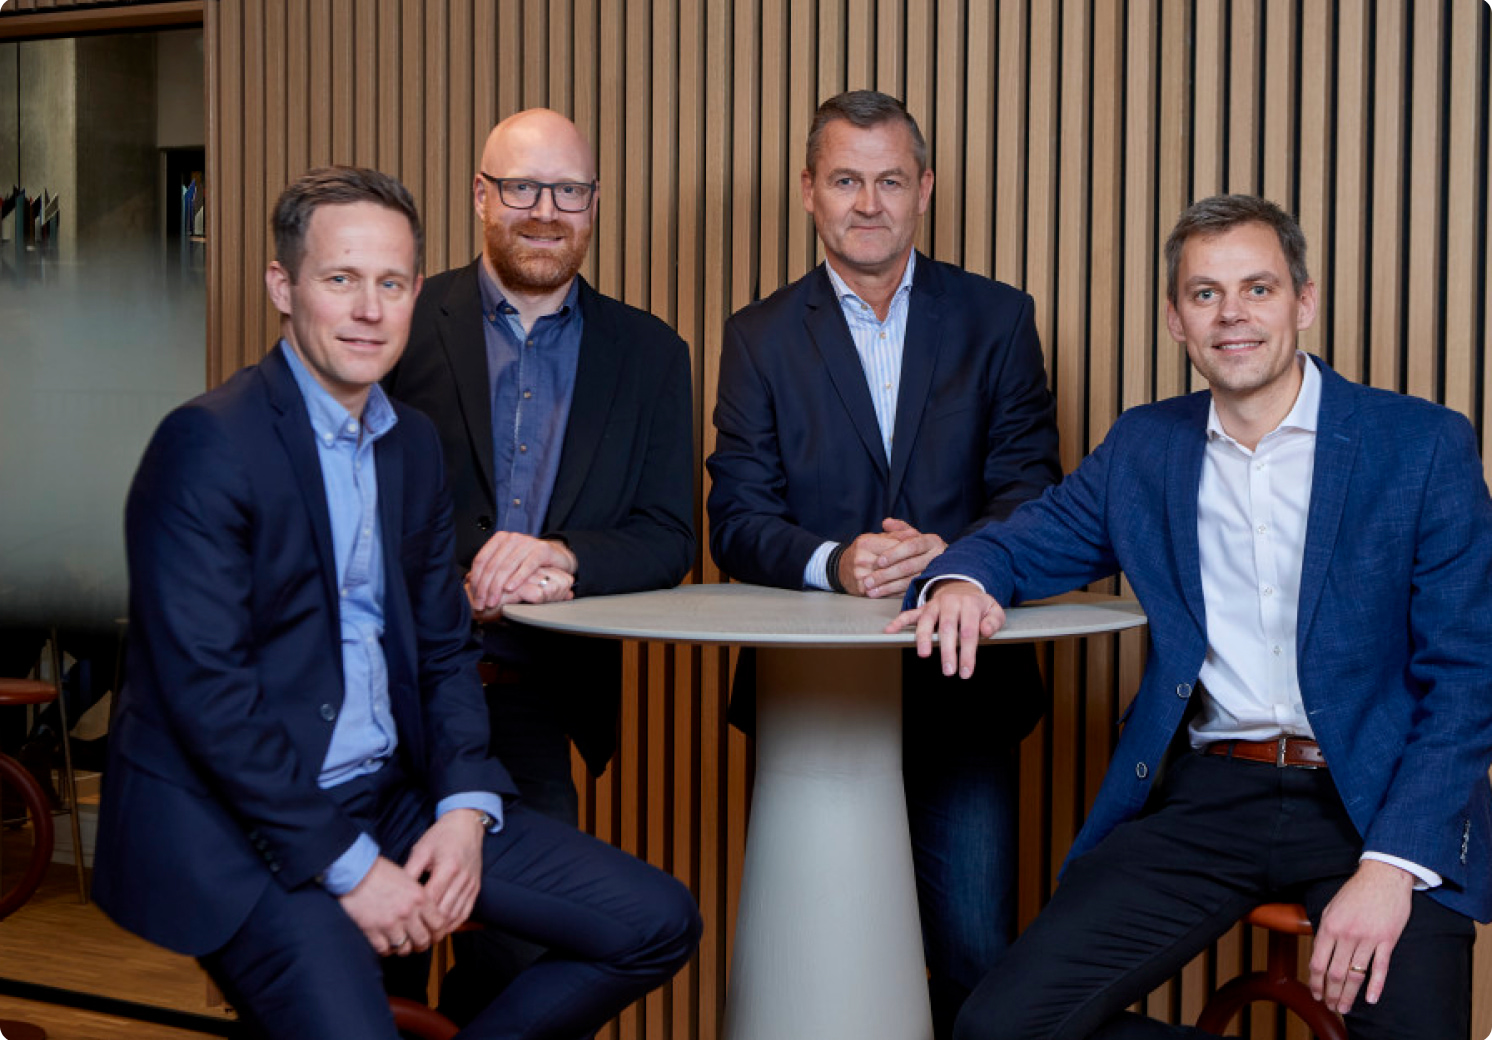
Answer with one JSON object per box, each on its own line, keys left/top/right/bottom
{"left": 1196, "top": 902, "right": 1347, "bottom": 1039}
{"left": 0, "top": 678, "right": 59, "bottom": 708}
{"left": 388, "top": 995, "right": 459, "bottom": 1039}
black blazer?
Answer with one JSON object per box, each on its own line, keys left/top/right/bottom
{"left": 385, "top": 261, "right": 696, "bottom": 772}
{"left": 707, "top": 255, "right": 1062, "bottom": 740}
{"left": 94, "top": 345, "right": 511, "bottom": 955}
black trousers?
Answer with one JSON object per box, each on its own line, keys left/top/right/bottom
{"left": 953, "top": 750, "right": 1474, "bottom": 1040}
{"left": 205, "top": 763, "right": 700, "bottom": 1040}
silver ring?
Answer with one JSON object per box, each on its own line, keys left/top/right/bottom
{"left": 392, "top": 935, "right": 409, "bottom": 948}
{"left": 537, "top": 575, "right": 550, "bottom": 587}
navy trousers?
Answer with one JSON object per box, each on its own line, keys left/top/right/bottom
{"left": 203, "top": 764, "right": 700, "bottom": 1040}
{"left": 953, "top": 750, "right": 1474, "bottom": 1040}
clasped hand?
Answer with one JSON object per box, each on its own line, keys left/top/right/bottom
{"left": 840, "top": 518, "right": 947, "bottom": 598}
{"left": 466, "top": 531, "right": 577, "bottom": 621}
{"left": 338, "top": 808, "right": 486, "bottom": 956}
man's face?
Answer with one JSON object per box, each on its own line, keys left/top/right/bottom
{"left": 801, "top": 118, "right": 933, "bottom": 280}
{"left": 476, "top": 126, "right": 595, "bottom": 293}
{"left": 265, "top": 201, "right": 421, "bottom": 414}
{"left": 1166, "top": 221, "right": 1317, "bottom": 411}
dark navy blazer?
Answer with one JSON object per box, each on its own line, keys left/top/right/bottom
{"left": 917, "top": 356, "right": 1492, "bottom": 921}
{"left": 94, "top": 344, "right": 513, "bottom": 955}
{"left": 708, "top": 255, "right": 1063, "bottom": 740}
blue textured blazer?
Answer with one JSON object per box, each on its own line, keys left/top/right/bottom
{"left": 94, "top": 344, "right": 513, "bottom": 955}
{"left": 916, "top": 356, "right": 1492, "bottom": 921}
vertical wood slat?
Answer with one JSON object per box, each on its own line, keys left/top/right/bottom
{"left": 125, "top": 1, "right": 1471, "bottom": 1036}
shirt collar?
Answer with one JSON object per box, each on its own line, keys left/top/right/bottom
{"left": 478, "top": 262, "right": 580, "bottom": 324}
{"left": 1206, "top": 350, "right": 1321, "bottom": 443}
{"left": 824, "top": 251, "right": 917, "bottom": 311}
{"left": 279, "top": 338, "right": 397, "bottom": 444}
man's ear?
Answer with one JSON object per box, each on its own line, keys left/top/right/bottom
{"left": 265, "top": 261, "right": 293, "bottom": 317}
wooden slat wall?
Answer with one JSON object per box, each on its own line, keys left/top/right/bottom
{"left": 196, "top": 1, "right": 1492, "bottom": 1038}
{"left": 6, "top": 0, "right": 1487, "bottom": 1036}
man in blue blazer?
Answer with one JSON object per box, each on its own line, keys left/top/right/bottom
{"left": 707, "top": 91, "right": 1062, "bottom": 1037}
{"left": 893, "top": 194, "right": 1492, "bottom": 1038}
{"left": 94, "top": 167, "right": 699, "bottom": 1039}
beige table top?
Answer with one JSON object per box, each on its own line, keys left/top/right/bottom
{"left": 503, "top": 583, "right": 1145, "bottom": 649}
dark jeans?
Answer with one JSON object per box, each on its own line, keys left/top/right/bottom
{"left": 903, "top": 655, "right": 1024, "bottom": 1040}
{"left": 952, "top": 751, "right": 1475, "bottom": 1040}
{"left": 205, "top": 763, "right": 699, "bottom": 1040}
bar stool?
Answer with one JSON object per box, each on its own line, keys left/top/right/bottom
{"left": 0, "top": 651, "right": 87, "bottom": 903}
{"left": 1196, "top": 902, "right": 1347, "bottom": 1039}
{"left": 389, "top": 995, "right": 459, "bottom": 1039}
{"left": 0, "top": 748, "right": 56, "bottom": 1040}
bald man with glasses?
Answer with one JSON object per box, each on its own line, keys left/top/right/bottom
{"left": 384, "top": 109, "right": 695, "bottom": 1021}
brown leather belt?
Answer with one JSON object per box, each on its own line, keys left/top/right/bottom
{"left": 476, "top": 659, "right": 526, "bottom": 687}
{"left": 1205, "top": 736, "right": 1327, "bottom": 769}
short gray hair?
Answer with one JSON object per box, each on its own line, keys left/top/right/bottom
{"left": 805, "top": 90, "right": 927, "bottom": 174}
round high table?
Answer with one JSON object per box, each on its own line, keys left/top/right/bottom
{"left": 505, "top": 584, "right": 1146, "bottom": 1040}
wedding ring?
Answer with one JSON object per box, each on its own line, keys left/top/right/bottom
{"left": 1348, "top": 964, "right": 1367, "bottom": 974}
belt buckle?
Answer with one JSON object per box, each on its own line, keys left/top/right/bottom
{"left": 1276, "top": 736, "right": 1289, "bottom": 768}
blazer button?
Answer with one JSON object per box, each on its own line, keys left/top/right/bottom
{"left": 1175, "top": 682, "right": 1192, "bottom": 698}
{"left": 319, "top": 703, "right": 337, "bottom": 721}
{"left": 476, "top": 515, "right": 494, "bottom": 531}
{"left": 1135, "top": 762, "right": 1149, "bottom": 779}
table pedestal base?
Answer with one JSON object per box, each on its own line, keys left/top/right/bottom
{"left": 723, "top": 647, "right": 931, "bottom": 1040}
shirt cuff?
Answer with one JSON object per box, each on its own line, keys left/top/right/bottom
{"left": 436, "top": 792, "right": 505, "bottom": 833}
{"left": 1360, "top": 851, "right": 1440, "bottom": 890}
{"left": 803, "top": 541, "right": 837, "bottom": 591}
{"left": 319, "top": 833, "right": 380, "bottom": 896}
{"left": 915, "top": 574, "right": 987, "bottom": 607}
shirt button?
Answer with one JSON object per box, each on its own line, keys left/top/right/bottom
{"left": 879, "top": 331, "right": 887, "bottom": 339}
{"left": 362, "top": 527, "right": 371, "bottom": 536}
{"left": 340, "top": 588, "right": 348, "bottom": 598}
{"left": 1135, "top": 762, "right": 1149, "bottom": 779}
{"left": 883, "top": 381, "right": 892, "bottom": 390}
{"left": 322, "top": 433, "right": 334, "bottom": 446}
{"left": 1262, "top": 585, "right": 1274, "bottom": 596}
{"left": 519, "top": 444, "right": 528, "bottom": 453}
{"left": 512, "top": 498, "right": 522, "bottom": 507}
{"left": 526, "top": 339, "right": 534, "bottom": 347}
{"left": 319, "top": 703, "right": 337, "bottom": 721}
{"left": 523, "top": 390, "right": 533, "bottom": 399}
{"left": 1256, "top": 524, "right": 1267, "bottom": 534}
{"left": 1273, "top": 645, "right": 1282, "bottom": 656}
{"left": 346, "top": 421, "right": 358, "bottom": 433}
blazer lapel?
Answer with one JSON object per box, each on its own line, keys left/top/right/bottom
{"left": 262, "top": 345, "right": 340, "bottom": 617}
{"left": 1166, "top": 397, "right": 1209, "bottom": 635}
{"left": 887, "top": 255, "right": 942, "bottom": 504}
{"left": 803, "top": 266, "right": 889, "bottom": 477}
{"left": 546, "top": 278, "right": 621, "bottom": 527}
{"left": 1297, "top": 360, "right": 1359, "bottom": 644}
{"left": 439, "top": 263, "right": 500, "bottom": 503}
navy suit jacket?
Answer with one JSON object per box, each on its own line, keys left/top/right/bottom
{"left": 94, "top": 345, "right": 514, "bottom": 956}
{"left": 917, "top": 357, "right": 1492, "bottom": 921}
{"left": 708, "top": 255, "right": 1062, "bottom": 738}
{"left": 385, "top": 262, "right": 696, "bottom": 773}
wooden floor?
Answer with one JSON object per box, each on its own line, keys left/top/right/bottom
{"left": 1, "top": 814, "right": 235, "bottom": 1039}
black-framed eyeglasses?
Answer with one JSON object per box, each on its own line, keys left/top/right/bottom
{"left": 479, "top": 172, "right": 597, "bottom": 212}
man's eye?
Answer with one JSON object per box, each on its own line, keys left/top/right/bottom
{"left": 1195, "top": 289, "right": 1214, "bottom": 301}
{"left": 1249, "top": 285, "right": 1269, "bottom": 296}
{"left": 510, "top": 181, "right": 539, "bottom": 196}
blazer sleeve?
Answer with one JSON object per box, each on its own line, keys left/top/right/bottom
{"left": 546, "top": 327, "right": 697, "bottom": 596}
{"left": 706, "top": 316, "right": 831, "bottom": 588}
{"left": 397, "top": 421, "right": 515, "bottom": 802}
{"left": 965, "top": 290, "right": 1063, "bottom": 537}
{"left": 1362, "top": 414, "right": 1492, "bottom": 883}
{"left": 124, "top": 407, "right": 363, "bottom": 889}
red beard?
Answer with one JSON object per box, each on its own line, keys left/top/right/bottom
{"left": 484, "top": 216, "right": 591, "bottom": 293}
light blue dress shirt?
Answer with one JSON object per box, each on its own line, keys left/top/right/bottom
{"left": 281, "top": 342, "right": 502, "bottom": 895}
{"left": 803, "top": 253, "right": 918, "bottom": 590}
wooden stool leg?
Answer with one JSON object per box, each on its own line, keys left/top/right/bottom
{"left": 47, "top": 633, "right": 87, "bottom": 904}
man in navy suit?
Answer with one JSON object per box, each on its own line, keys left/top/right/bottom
{"left": 706, "top": 90, "right": 1062, "bottom": 1037}
{"left": 383, "top": 108, "right": 695, "bottom": 1019}
{"left": 894, "top": 195, "right": 1492, "bottom": 1038}
{"left": 94, "top": 166, "right": 699, "bottom": 1039}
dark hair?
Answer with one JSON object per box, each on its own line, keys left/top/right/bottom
{"left": 271, "top": 166, "right": 423, "bottom": 280}
{"left": 1164, "top": 194, "right": 1308, "bottom": 302}
{"left": 805, "top": 90, "right": 927, "bottom": 174}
